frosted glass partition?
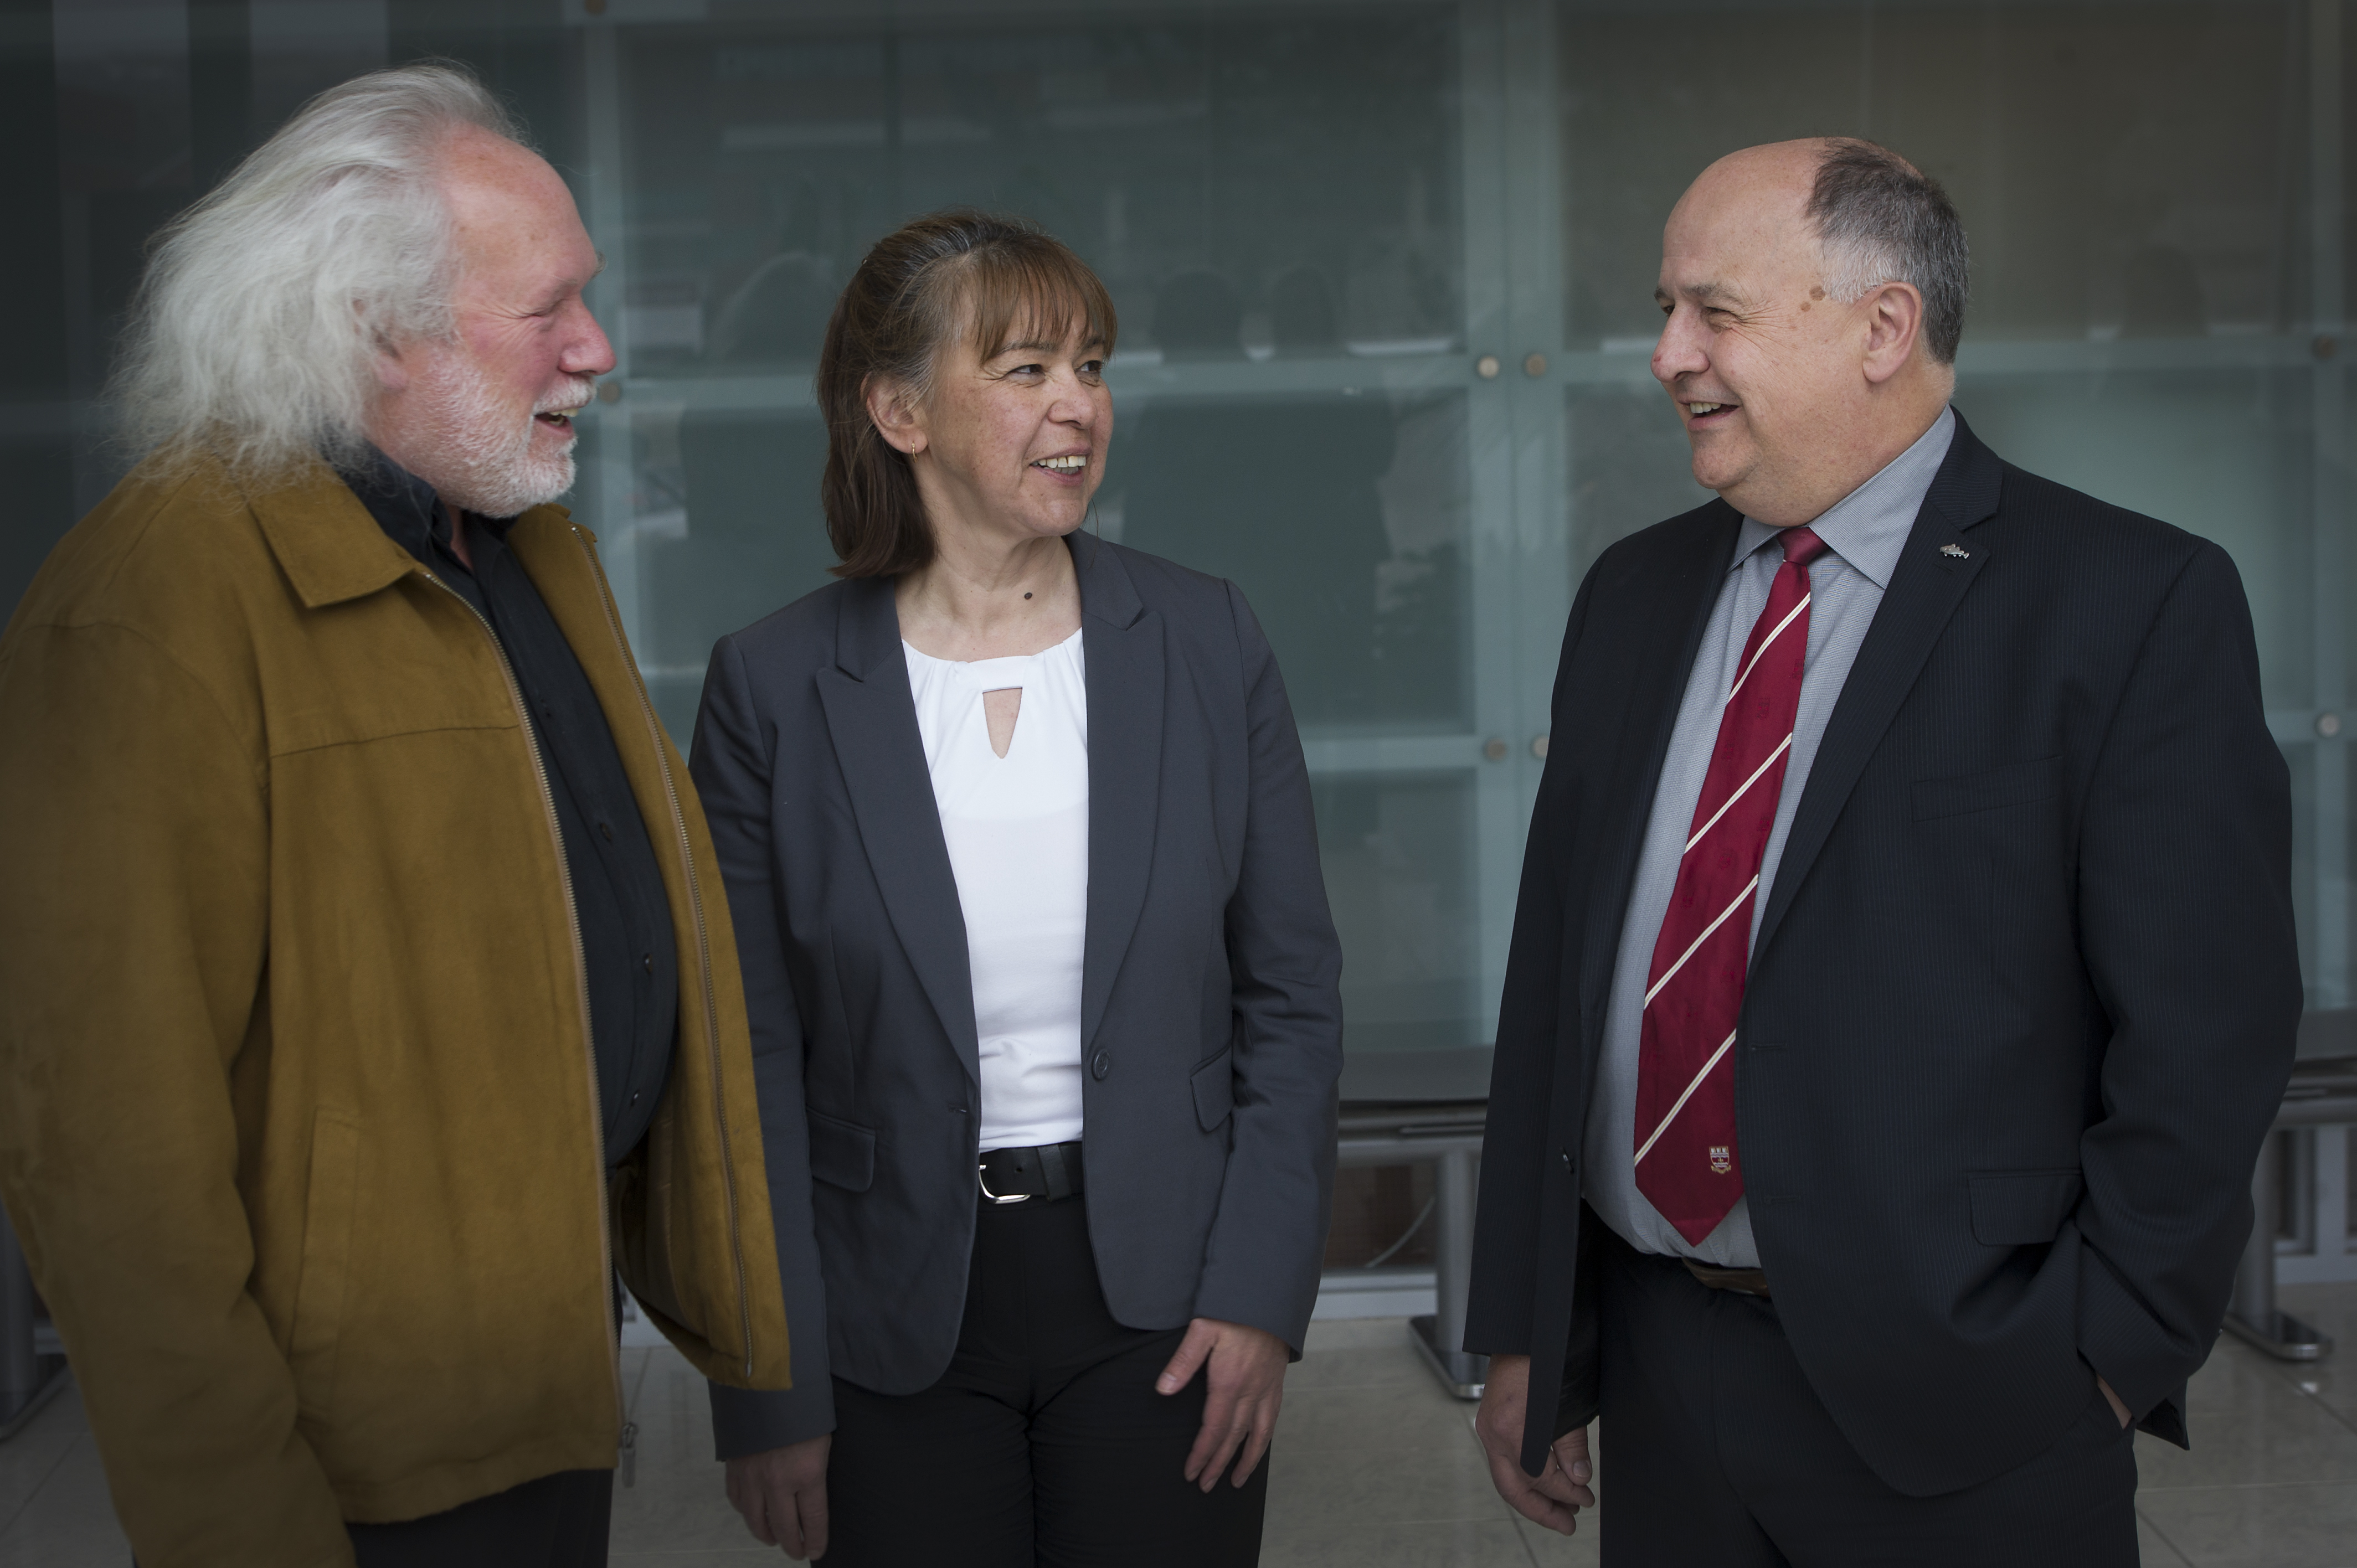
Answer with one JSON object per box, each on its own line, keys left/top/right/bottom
{"left": 579, "top": 2, "right": 1525, "bottom": 1084}
{"left": 8, "top": 0, "right": 2351, "bottom": 1082}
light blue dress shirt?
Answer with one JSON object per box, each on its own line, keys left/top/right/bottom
{"left": 1582, "top": 406, "right": 1956, "bottom": 1267}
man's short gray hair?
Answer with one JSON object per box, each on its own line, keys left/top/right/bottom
{"left": 1805, "top": 138, "right": 1969, "bottom": 366}
{"left": 110, "top": 63, "right": 529, "bottom": 485}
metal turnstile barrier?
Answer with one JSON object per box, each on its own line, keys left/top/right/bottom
{"left": 1336, "top": 1105, "right": 1489, "bottom": 1399}
{"left": 2224, "top": 1055, "right": 2357, "bottom": 1361}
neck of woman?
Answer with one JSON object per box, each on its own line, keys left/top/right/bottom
{"left": 895, "top": 523, "right": 1084, "bottom": 662}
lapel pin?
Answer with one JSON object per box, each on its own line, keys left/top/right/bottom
{"left": 1939, "top": 543, "right": 1969, "bottom": 559}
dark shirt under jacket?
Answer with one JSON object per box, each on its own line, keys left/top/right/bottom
{"left": 350, "top": 450, "right": 678, "bottom": 1164}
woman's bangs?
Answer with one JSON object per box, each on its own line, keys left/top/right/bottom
{"left": 961, "top": 249, "right": 1118, "bottom": 362}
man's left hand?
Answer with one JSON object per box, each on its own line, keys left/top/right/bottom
{"left": 2099, "top": 1377, "right": 2132, "bottom": 1429}
{"left": 1157, "top": 1317, "right": 1289, "bottom": 1490}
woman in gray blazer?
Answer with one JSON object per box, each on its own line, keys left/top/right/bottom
{"left": 690, "top": 210, "right": 1344, "bottom": 1566}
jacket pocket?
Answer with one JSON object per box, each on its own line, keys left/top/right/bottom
{"left": 808, "top": 1111, "right": 877, "bottom": 1193}
{"left": 289, "top": 1110, "right": 362, "bottom": 1426}
{"left": 1912, "top": 755, "right": 2062, "bottom": 820}
{"left": 1191, "top": 1049, "right": 1236, "bottom": 1132}
{"left": 1967, "top": 1167, "right": 2085, "bottom": 1246}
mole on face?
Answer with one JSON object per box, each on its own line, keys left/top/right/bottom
{"left": 1810, "top": 286, "right": 1826, "bottom": 300}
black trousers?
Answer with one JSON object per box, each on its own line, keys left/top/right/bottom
{"left": 823, "top": 1191, "right": 1268, "bottom": 1567}
{"left": 345, "top": 1468, "right": 612, "bottom": 1567}
{"left": 1594, "top": 1231, "right": 2138, "bottom": 1567}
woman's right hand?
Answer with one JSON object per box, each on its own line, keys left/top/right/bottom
{"left": 724, "top": 1433, "right": 831, "bottom": 1560}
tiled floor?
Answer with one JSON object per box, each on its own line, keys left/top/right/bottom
{"left": 6, "top": 1286, "right": 2356, "bottom": 1565}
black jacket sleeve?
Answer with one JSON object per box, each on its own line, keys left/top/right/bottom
{"left": 2070, "top": 540, "right": 2301, "bottom": 1443}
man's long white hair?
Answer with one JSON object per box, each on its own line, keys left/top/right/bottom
{"left": 110, "top": 63, "right": 528, "bottom": 486}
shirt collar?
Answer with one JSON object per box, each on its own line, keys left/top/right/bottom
{"left": 343, "top": 446, "right": 515, "bottom": 569}
{"left": 1730, "top": 404, "right": 1955, "bottom": 590}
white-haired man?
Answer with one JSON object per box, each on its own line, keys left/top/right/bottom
{"left": 0, "top": 65, "right": 792, "bottom": 1567}
{"left": 1467, "top": 138, "right": 2298, "bottom": 1563}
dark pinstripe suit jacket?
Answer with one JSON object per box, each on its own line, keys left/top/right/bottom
{"left": 1465, "top": 412, "right": 2302, "bottom": 1495}
{"left": 689, "top": 532, "right": 1343, "bottom": 1455}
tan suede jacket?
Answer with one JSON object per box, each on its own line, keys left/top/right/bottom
{"left": 0, "top": 455, "right": 790, "bottom": 1566}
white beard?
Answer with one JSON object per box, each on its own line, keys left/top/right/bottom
{"left": 405, "top": 349, "right": 592, "bottom": 519}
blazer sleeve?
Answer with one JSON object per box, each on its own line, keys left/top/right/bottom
{"left": 692, "top": 634, "right": 837, "bottom": 1456}
{"left": 2071, "top": 539, "right": 2301, "bottom": 1443}
{"left": 1188, "top": 583, "right": 1345, "bottom": 1353}
{"left": 0, "top": 621, "right": 352, "bottom": 1567}
{"left": 1464, "top": 559, "right": 1599, "bottom": 1362}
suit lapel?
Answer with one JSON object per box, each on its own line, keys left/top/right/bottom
{"left": 814, "top": 577, "right": 982, "bottom": 1084}
{"left": 1576, "top": 503, "right": 1744, "bottom": 1066}
{"left": 1074, "top": 534, "right": 1164, "bottom": 1051}
{"left": 1751, "top": 416, "right": 2006, "bottom": 962}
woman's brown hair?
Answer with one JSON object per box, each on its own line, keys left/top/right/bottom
{"left": 817, "top": 210, "right": 1119, "bottom": 579}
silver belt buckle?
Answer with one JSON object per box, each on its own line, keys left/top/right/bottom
{"left": 977, "top": 1163, "right": 1031, "bottom": 1204}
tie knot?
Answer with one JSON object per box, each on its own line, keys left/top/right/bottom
{"left": 1780, "top": 526, "right": 1829, "bottom": 569}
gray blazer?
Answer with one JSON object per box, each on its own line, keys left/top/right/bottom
{"left": 692, "top": 533, "right": 1345, "bottom": 1453}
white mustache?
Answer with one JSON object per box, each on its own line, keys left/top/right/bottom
{"left": 534, "top": 379, "right": 599, "bottom": 415}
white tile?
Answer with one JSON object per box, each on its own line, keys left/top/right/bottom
{"left": 2135, "top": 1481, "right": 2357, "bottom": 1567}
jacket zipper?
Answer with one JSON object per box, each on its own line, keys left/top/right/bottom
{"left": 420, "top": 569, "right": 624, "bottom": 1433}
{"left": 571, "top": 527, "right": 756, "bottom": 1378}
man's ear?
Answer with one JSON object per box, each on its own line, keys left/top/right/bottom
{"left": 1860, "top": 281, "right": 1925, "bottom": 385}
{"left": 865, "top": 375, "right": 925, "bottom": 456}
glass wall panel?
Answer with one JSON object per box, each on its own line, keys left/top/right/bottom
{"left": 8, "top": 0, "right": 2351, "bottom": 1080}
{"left": 1314, "top": 773, "right": 1481, "bottom": 1056}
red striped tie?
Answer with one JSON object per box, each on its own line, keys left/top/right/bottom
{"left": 1634, "top": 525, "right": 1828, "bottom": 1246}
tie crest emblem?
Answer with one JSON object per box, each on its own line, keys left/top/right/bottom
{"left": 1708, "top": 1146, "right": 1733, "bottom": 1176}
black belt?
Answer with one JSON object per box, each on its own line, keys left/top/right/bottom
{"left": 1684, "top": 1258, "right": 1772, "bottom": 1297}
{"left": 978, "top": 1140, "right": 1085, "bottom": 1204}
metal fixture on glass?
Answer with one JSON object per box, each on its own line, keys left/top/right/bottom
{"left": 1475, "top": 354, "right": 1500, "bottom": 379}
{"left": 1482, "top": 737, "right": 1509, "bottom": 761}
{"left": 1531, "top": 735, "right": 1550, "bottom": 759}
{"left": 2319, "top": 713, "right": 2343, "bottom": 738}
{"left": 1523, "top": 353, "right": 1547, "bottom": 378}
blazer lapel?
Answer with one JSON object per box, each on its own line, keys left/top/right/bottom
{"left": 1074, "top": 534, "right": 1163, "bottom": 1052}
{"left": 1575, "top": 503, "right": 1744, "bottom": 1067}
{"left": 1751, "top": 415, "right": 2006, "bottom": 962}
{"left": 814, "top": 577, "right": 982, "bottom": 1084}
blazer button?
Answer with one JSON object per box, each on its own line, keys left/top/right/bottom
{"left": 1090, "top": 1050, "right": 1111, "bottom": 1081}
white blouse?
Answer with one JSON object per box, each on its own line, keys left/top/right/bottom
{"left": 903, "top": 629, "right": 1089, "bottom": 1151}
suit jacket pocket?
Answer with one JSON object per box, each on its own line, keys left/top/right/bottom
{"left": 1191, "top": 1049, "right": 1236, "bottom": 1132}
{"left": 808, "top": 1111, "right": 877, "bottom": 1193}
{"left": 1912, "top": 755, "right": 2061, "bottom": 820}
{"left": 1967, "top": 1167, "right": 2085, "bottom": 1245}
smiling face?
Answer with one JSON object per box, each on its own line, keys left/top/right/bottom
{"left": 1651, "top": 142, "right": 1898, "bottom": 525}
{"left": 369, "top": 126, "right": 613, "bottom": 516}
{"left": 881, "top": 310, "right": 1113, "bottom": 550}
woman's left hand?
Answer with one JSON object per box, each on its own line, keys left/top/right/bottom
{"left": 1157, "top": 1316, "right": 1290, "bottom": 1490}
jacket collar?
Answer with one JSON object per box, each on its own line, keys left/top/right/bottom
{"left": 250, "top": 462, "right": 419, "bottom": 610}
{"left": 1748, "top": 408, "right": 2004, "bottom": 962}
{"left": 250, "top": 457, "right": 577, "bottom": 610}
